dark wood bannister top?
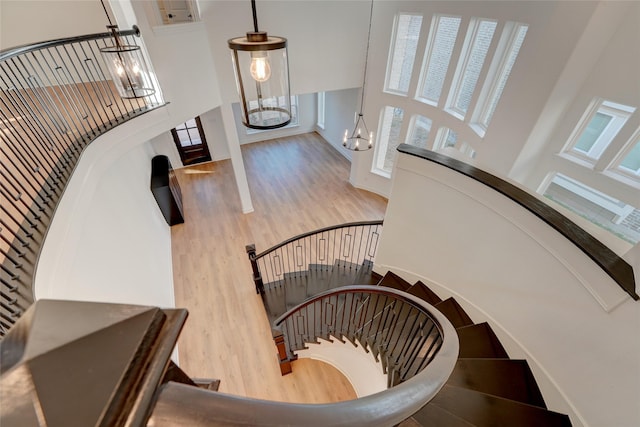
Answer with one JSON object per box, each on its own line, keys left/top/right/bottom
{"left": 397, "top": 144, "right": 638, "bottom": 301}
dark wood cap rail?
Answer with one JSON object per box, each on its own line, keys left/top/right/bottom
{"left": 397, "top": 144, "right": 638, "bottom": 301}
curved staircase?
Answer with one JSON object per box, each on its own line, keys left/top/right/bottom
{"left": 260, "top": 263, "right": 573, "bottom": 426}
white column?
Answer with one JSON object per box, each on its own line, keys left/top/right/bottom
{"left": 221, "top": 103, "right": 254, "bottom": 213}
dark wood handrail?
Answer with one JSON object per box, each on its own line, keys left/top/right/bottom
{"left": 150, "top": 286, "right": 459, "bottom": 427}
{"left": 252, "top": 220, "right": 383, "bottom": 260}
{"left": 273, "top": 284, "right": 434, "bottom": 327}
{"left": 274, "top": 285, "right": 453, "bottom": 386}
{"left": 397, "top": 144, "right": 638, "bottom": 300}
{"left": 0, "top": 29, "right": 166, "bottom": 336}
{"left": 0, "top": 27, "right": 140, "bottom": 60}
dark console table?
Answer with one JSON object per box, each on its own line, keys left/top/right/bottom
{"left": 151, "top": 155, "right": 184, "bottom": 226}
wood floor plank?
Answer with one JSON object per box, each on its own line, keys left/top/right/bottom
{"left": 171, "top": 132, "right": 387, "bottom": 403}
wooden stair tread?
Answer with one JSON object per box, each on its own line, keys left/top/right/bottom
{"left": 456, "top": 323, "right": 508, "bottom": 359}
{"left": 407, "top": 281, "right": 442, "bottom": 305}
{"left": 377, "top": 270, "right": 412, "bottom": 291}
{"left": 327, "top": 259, "right": 366, "bottom": 289}
{"left": 369, "top": 270, "right": 384, "bottom": 284}
{"left": 257, "top": 261, "right": 572, "bottom": 426}
{"left": 283, "top": 272, "right": 309, "bottom": 310}
{"left": 306, "top": 264, "right": 333, "bottom": 297}
{"left": 434, "top": 297, "right": 474, "bottom": 328}
{"left": 353, "top": 259, "right": 381, "bottom": 285}
{"left": 449, "top": 359, "right": 546, "bottom": 408}
{"left": 409, "top": 402, "right": 476, "bottom": 427}
{"left": 262, "top": 285, "right": 287, "bottom": 323}
{"left": 428, "top": 385, "right": 572, "bottom": 427}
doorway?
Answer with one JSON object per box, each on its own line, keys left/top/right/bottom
{"left": 171, "top": 116, "right": 212, "bottom": 166}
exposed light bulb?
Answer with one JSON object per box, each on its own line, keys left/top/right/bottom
{"left": 115, "top": 61, "right": 124, "bottom": 76}
{"left": 250, "top": 52, "right": 271, "bottom": 82}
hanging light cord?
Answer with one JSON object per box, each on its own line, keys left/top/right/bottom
{"left": 251, "top": 0, "right": 259, "bottom": 32}
{"left": 359, "top": 0, "right": 374, "bottom": 115}
{"left": 100, "top": 0, "right": 114, "bottom": 27}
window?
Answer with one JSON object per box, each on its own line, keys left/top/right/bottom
{"left": 563, "top": 99, "right": 635, "bottom": 164}
{"left": 446, "top": 18, "right": 497, "bottom": 118}
{"left": 606, "top": 128, "right": 640, "bottom": 185}
{"left": 460, "top": 142, "right": 477, "bottom": 159}
{"left": 385, "top": 14, "right": 423, "bottom": 95}
{"left": 542, "top": 173, "right": 639, "bottom": 244}
{"left": 406, "top": 115, "right": 432, "bottom": 149}
{"left": 246, "top": 95, "right": 299, "bottom": 135}
{"left": 171, "top": 116, "right": 211, "bottom": 165}
{"left": 472, "top": 22, "right": 528, "bottom": 134}
{"left": 433, "top": 127, "right": 458, "bottom": 150}
{"left": 416, "top": 15, "right": 461, "bottom": 105}
{"left": 373, "top": 106, "right": 405, "bottom": 174}
{"left": 618, "top": 139, "right": 640, "bottom": 175}
{"left": 317, "top": 92, "right": 325, "bottom": 129}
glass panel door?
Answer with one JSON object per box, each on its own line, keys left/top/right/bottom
{"left": 171, "top": 116, "right": 212, "bottom": 166}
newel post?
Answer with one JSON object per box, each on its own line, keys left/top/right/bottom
{"left": 272, "top": 329, "right": 292, "bottom": 376}
{"left": 245, "top": 244, "right": 265, "bottom": 294}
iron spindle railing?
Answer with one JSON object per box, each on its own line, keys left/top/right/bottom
{"left": 274, "top": 286, "right": 455, "bottom": 389}
{"left": 246, "top": 220, "right": 383, "bottom": 294}
{"left": 0, "top": 28, "right": 166, "bottom": 337}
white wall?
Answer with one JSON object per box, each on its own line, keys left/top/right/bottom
{"left": 197, "top": 1, "right": 371, "bottom": 104}
{"left": 34, "top": 107, "right": 178, "bottom": 309}
{"left": 0, "top": 1, "right": 107, "bottom": 49}
{"left": 346, "top": 1, "right": 603, "bottom": 195}
{"left": 316, "top": 88, "right": 359, "bottom": 162}
{"left": 513, "top": 2, "right": 639, "bottom": 208}
{"left": 296, "top": 338, "right": 387, "bottom": 398}
{"left": 231, "top": 93, "right": 317, "bottom": 145}
{"left": 376, "top": 152, "right": 640, "bottom": 427}
{"left": 150, "top": 106, "right": 231, "bottom": 169}
{"left": 19, "top": 3, "right": 225, "bottom": 309}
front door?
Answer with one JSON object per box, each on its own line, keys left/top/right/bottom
{"left": 171, "top": 116, "right": 212, "bottom": 166}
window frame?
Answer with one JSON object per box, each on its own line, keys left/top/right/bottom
{"left": 405, "top": 114, "right": 433, "bottom": 150}
{"left": 445, "top": 17, "right": 498, "bottom": 120}
{"left": 470, "top": 21, "right": 528, "bottom": 137}
{"left": 384, "top": 13, "right": 424, "bottom": 96}
{"left": 433, "top": 127, "right": 458, "bottom": 151}
{"left": 540, "top": 172, "right": 639, "bottom": 244}
{"left": 561, "top": 99, "right": 635, "bottom": 167}
{"left": 415, "top": 14, "right": 462, "bottom": 107}
{"left": 372, "top": 105, "right": 405, "bottom": 177}
{"left": 604, "top": 127, "right": 640, "bottom": 187}
{"left": 316, "top": 92, "right": 325, "bottom": 129}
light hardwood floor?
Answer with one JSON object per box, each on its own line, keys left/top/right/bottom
{"left": 171, "top": 132, "right": 388, "bottom": 403}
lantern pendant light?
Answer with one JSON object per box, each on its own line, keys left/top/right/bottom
{"left": 98, "top": 0, "right": 155, "bottom": 99}
{"left": 344, "top": 0, "right": 374, "bottom": 151}
{"left": 228, "top": 0, "right": 292, "bottom": 130}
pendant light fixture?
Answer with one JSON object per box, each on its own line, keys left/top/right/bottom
{"left": 344, "top": 0, "right": 374, "bottom": 151}
{"left": 98, "top": 0, "right": 156, "bottom": 99}
{"left": 228, "top": 0, "right": 292, "bottom": 130}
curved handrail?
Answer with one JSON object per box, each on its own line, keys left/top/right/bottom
{"left": 246, "top": 221, "right": 383, "bottom": 294}
{"left": 150, "top": 286, "right": 459, "bottom": 427}
{"left": 253, "top": 220, "right": 383, "bottom": 260}
{"left": 398, "top": 144, "right": 638, "bottom": 300}
{"left": 274, "top": 285, "right": 452, "bottom": 384}
{"left": 0, "top": 27, "right": 140, "bottom": 61}
{"left": 0, "top": 29, "right": 166, "bottom": 335}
